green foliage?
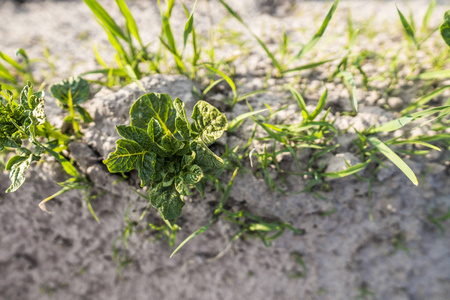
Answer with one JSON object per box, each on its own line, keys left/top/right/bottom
{"left": 1, "top": 83, "right": 46, "bottom": 192}
{"left": 396, "top": 5, "right": 418, "bottom": 48}
{"left": 218, "top": 0, "right": 340, "bottom": 76}
{"left": 0, "top": 82, "right": 75, "bottom": 191}
{"left": 50, "top": 77, "right": 93, "bottom": 135}
{"left": 441, "top": 10, "right": 450, "bottom": 47}
{"left": 50, "top": 76, "right": 90, "bottom": 107}
{"left": 83, "top": 0, "right": 149, "bottom": 87}
{"left": 0, "top": 49, "right": 36, "bottom": 96}
{"left": 1, "top": 83, "right": 98, "bottom": 220}
{"left": 104, "top": 93, "right": 228, "bottom": 219}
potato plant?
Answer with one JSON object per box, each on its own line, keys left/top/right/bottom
{"left": 0, "top": 82, "right": 79, "bottom": 193}
{"left": 103, "top": 93, "right": 228, "bottom": 219}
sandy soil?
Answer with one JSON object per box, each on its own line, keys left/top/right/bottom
{"left": 1, "top": 1, "right": 450, "bottom": 299}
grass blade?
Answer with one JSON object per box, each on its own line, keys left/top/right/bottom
{"left": 170, "top": 218, "right": 215, "bottom": 258}
{"left": 282, "top": 58, "right": 336, "bottom": 74}
{"left": 422, "top": 0, "right": 436, "bottom": 31}
{"left": 124, "top": 65, "right": 145, "bottom": 92}
{"left": 157, "top": 0, "right": 178, "bottom": 55}
{"left": 204, "top": 64, "right": 237, "bottom": 100}
{"left": 236, "top": 89, "right": 267, "bottom": 102}
{"left": 293, "top": 0, "right": 340, "bottom": 60}
{"left": 80, "top": 68, "right": 128, "bottom": 77}
{"left": 389, "top": 140, "right": 441, "bottom": 151}
{"left": 322, "top": 160, "right": 370, "bottom": 178}
{"left": 340, "top": 71, "right": 358, "bottom": 113}
{"left": 171, "top": 168, "right": 239, "bottom": 257}
{"left": 0, "top": 52, "right": 24, "bottom": 72}
{"left": 369, "top": 106, "right": 450, "bottom": 134}
{"left": 0, "top": 62, "right": 17, "bottom": 83}
{"left": 369, "top": 137, "right": 418, "bottom": 185}
{"left": 286, "top": 85, "right": 308, "bottom": 117}
{"left": 401, "top": 85, "right": 450, "bottom": 114}
{"left": 396, "top": 4, "right": 417, "bottom": 47}
{"left": 202, "top": 78, "right": 224, "bottom": 97}
{"left": 415, "top": 70, "right": 450, "bottom": 80}
{"left": 218, "top": 0, "right": 282, "bottom": 73}
{"left": 97, "top": 20, "right": 130, "bottom": 65}
{"left": 83, "top": 0, "right": 126, "bottom": 41}
{"left": 229, "top": 108, "right": 268, "bottom": 132}
{"left": 92, "top": 44, "right": 109, "bottom": 68}
{"left": 115, "top": 0, "right": 143, "bottom": 47}
{"left": 183, "top": 0, "right": 198, "bottom": 49}
{"left": 308, "top": 85, "right": 327, "bottom": 121}
{"left": 370, "top": 116, "right": 414, "bottom": 133}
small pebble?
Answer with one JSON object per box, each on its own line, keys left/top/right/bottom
{"left": 388, "top": 97, "right": 403, "bottom": 111}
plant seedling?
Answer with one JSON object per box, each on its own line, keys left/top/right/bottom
{"left": 104, "top": 92, "right": 228, "bottom": 220}
{"left": 1, "top": 82, "right": 99, "bottom": 220}
{"left": 1, "top": 82, "right": 72, "bottom": 192}
{"left": 50, "top": 77, "right": 93, "bottom": 136}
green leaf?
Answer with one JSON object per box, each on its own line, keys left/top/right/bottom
{"left": 5, "top": 155, "right": 32, "bottom": 193}
{"left": 103, "top": 139, "right": 147, "bottom": 173}
{"left": 294, "top": 0, "right": 340, "bottom": 60}
{"left": 182, "top": 164, "right": 203, "bottom": 184}
{"left": 191, "top": 100, "right": 228, "bottom": 145}
{"left": 203, "top": 64, "right": 237, "bottom": 100}
{"left": 369, "top": 137, "right": 418, "bottom": 186}
{"left": 50, "top": 77, "right": 90, "bottom": 106}
{"left": 401, "top": 85, "right": 450, "bottom": 114}
{"left": 228, "top": 108, "right": 268, "bottom": 133}
{"left": 286, "top": 85, "right": 308, "bottom": 115}
{"left": 441, "top": 10, "right": 450, "bottom": 47}
{"left": 136, "top": 152, "right": 156, "bottom": 187}
{"left": 174, "top": 98, "right": 191, "bottom": 140}
{"left": 192, "top": 141, "right": 224, "bottom": 169}
{"left": 74, "top": 105, "right": 93, "bottom": 123}
{"left": 83, "top": 0, "right": 127, "bottom": 41}
{"left": 130, "top": 93, "right": 176, "bottom": 132}
{"left": 183, "top": 0, "right": 198, "bottom": 49}
{"left": 370, "top": 106, "right": 450, "bottom": 133}
{"left": 0, "top": 51, "right": 24, "bottom": 72}
{"left": 124, "top": 64, "right": 145, "bottom": 92}
{"left": 422, "top": 0, "right": 436, "bottom": 31}
{"left": 370, "top": 116, "right": 414, "bottom": 133}
{"left": 115, "top": 0, "right": 143, "bottom": 47}
{"left": 175, "top": 177, "right": 190, "bottom": 195}
{"left": 149, "top": 183, "right": 185, "bottom": 220}
{"left": 43, "top": 145, "right": 79, "bottom": 177}
{"left": 0, "top": 62, "right": 17, "bottom": 84}
{"left": 160, "top": 131, "right": 184, "bottom": 155}
{"left": 415, "top": 70, "right": 450, "bottom": 80}
{"left": 340, "top": 71, "right": 358, "bottom": 113}
{"left": 322, "top": 160, "right": 370, "bottom": 178}
{"left": 396, "top": 4, "right": 417, "bottom": 47}
{"left": 148, "top": 118, "right": 165, "bottom": 144}
{"left": 181, "top": 151, "right": 196, "bottom": 168}
{"left": 308, "top": 85, "right": 328, "bottom": 121}
{"left": 116, "top": 125, "right": 152, "bottom": 151}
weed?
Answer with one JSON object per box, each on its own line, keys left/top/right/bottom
{"left": 0, "top": 49, "right": 36, "bottom": 96}
{"left": 218, "top": 0, "right": 340, "bottom": 76}
{"left": 427, "top": 207, "right": 450, "bottom": 235}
